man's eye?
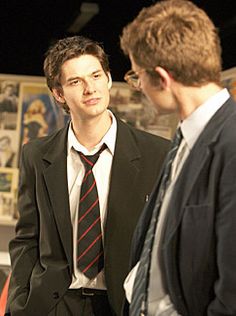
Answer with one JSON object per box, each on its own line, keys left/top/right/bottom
{"left": 132, "top": 75, "right": 139, "bottom": 80}
{"left": 71, "top": 79, "right": 83, "bottom": 85}
{"left": 93, "top": 73, "right": 101, "bottom": 79}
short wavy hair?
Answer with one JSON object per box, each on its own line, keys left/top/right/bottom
{"left": 120, "top": 0, "right": 222, "bottom": 87}
{"left": 44, "top": 36, "right": 110, "bottom": 90}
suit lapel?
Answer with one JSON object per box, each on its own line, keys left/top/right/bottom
{"left": 163, "top": 98, "right": 236, "bottom": 242}
{"left": 105, "top": 119, "right": 141, "bottom": 241}
{"left": 42, "top": 125, "right": 73, "bottom": 269}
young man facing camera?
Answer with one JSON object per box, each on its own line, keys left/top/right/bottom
{"left": 6, "top": 36, "right": 169, "bottom": 316}
{"left": 121, "top": 0, "right": 236, "bottom": 315}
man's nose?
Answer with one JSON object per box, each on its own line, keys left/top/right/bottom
{"left": 83, "top": 79, "right": 96, "bottom": 94}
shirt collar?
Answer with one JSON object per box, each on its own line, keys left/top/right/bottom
{"left": 180, "top": 88, "right": 230, "bottom": 149}
{"left": 67, "top": 109, "right": 117, "bottom": 156}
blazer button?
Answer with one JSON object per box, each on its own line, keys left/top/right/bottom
{"left": 53, "top": 291, "right": 59, "bottom": 299}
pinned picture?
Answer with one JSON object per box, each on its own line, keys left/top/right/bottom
{"left": 0, "top": 79, "right": 19, "bottom": 130}
{"left": 19, "top": 82, "right": 68, "bottom": 147}
{"left": 0, "top": 130, "right": 19, "bottom": 168}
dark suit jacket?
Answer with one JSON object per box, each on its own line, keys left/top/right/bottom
{"left": 127, "top": 97, "right": 236, "bottom": 316}
{"left": 6, "top": 116, "right": 169, "bottom": 316}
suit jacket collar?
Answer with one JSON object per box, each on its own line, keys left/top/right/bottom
{"left": 42, "top": 123, "right": 73, "bottom": 271}
{"left": 104, "top": 117, "right": 142, "bottom": 242}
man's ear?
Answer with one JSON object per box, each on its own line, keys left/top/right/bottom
{"left": 107, "top": 73, "right": 112, "bottom": 90}
{"left": 154, "top": 66, "right": 172, "bottom": 89}
{"left": 52, "top": 88, "right": 65, "bottom": 103}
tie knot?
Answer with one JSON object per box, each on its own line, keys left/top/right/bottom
{"left": 78, "top": 144, "right": 107, "bottom": 171}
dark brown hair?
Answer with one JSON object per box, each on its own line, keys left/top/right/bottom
{"left": 44, "top": 36, "right": 110, "bottom": 90}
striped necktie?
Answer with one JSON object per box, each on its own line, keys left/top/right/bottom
{"left": 77, "top": 144, "right": 106, "bottom": 279}
{"left": 130, "top": 128, "right": 183, "bottom": 316}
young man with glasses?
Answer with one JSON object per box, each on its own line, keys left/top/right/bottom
{"left": 5, "top": 36, "right": 169, "bottom": 316}
{"left": 120, "top": 0, "right": 236, "bottom": 315}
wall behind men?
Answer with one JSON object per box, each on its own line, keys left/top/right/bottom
{"left": 1, "top": 67, "right": 236, "bottom": 254}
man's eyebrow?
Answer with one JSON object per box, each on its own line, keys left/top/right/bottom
{"left": 66, "top": 69, "right": 103, "bottom": 83}
{"left": 90, "top": 69, "right": 103, "bottom": 75}
{"left": 67, "top": 75, "right": 82, "bottom": 83}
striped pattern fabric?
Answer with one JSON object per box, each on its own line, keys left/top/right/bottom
{"left": 77, "top": 144, "right": 106, "bottom": 279}
{"left": 130, "top": 128, "right": 183, "bottom": 316}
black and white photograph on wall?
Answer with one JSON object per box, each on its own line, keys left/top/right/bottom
{"left": 0, "top": 170, "right": 13, "bottom": 193}
{"left": 0, "top": 79, "right": 19, "bottom": 131}
{"left": 0, "top": 130, "right": 19, "bottom": 168}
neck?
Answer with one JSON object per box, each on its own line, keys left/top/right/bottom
{"left": 173, "top": 82, "right": 222, "bottom": 120}
{"left": 71, "top": 111, "right": 112, "bottom": 150}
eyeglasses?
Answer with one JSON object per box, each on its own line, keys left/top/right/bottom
{"left": 124, "top": 69, "right": 146, "bottom": 90}
{"left": 124, "top": 68, "right": 156, "bottom": 90}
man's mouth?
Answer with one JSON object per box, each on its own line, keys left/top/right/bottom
{"left": 84, "top": 98, "right": 100, "bottom": 105}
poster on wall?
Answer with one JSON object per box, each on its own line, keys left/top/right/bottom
{"left": 0, "top": 74, "right": 68, "bottom": 225}
{"left": 19, "top": 82, "right": 68, "bottom": 147}
{"left": 110, "top": 82, "right": 178, "bottom": 139}
{"left": 0, "top": 130, "right": 18, "bottom": 168}
{"left": 0, "top": 79, "right": 19, "bottom": 131}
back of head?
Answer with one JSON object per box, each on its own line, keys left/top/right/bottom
{"left": 43, "top": 36, "right": 110, "bottom": 90}
{"left": 120, "top": 0, "right": 222, "bottom": 86}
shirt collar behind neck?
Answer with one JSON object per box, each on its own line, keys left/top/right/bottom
{"left": 67, "top": 110, "right": 117, "bottom": 156}
{"left": 180, "top": 88, "right": 230, "bottom": 149}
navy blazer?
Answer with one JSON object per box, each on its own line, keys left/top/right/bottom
{"left": 128, "top": 97, "right": 236, "bottom": 316}
{"left": 6, "top": 115, "right": 169, "bottom": 316}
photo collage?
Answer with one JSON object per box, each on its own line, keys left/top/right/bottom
{"left": 0, "top": 74, "right": 68, "bottom": 224}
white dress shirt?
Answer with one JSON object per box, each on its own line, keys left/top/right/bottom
{"left": 68, "top": 110, "right": 117, "bottom": 289}
{"left": 124, "top": 88, "right": 230, "bottom": 315}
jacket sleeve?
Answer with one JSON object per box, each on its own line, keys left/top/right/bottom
{"left": 7, "top": 145, "right": 39, "bottom": 315}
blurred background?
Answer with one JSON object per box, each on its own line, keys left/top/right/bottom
{"left": 0, "top": 0, "right": 235, "bottom": 81}
{"left": 0, "top": 0, "right": 235, "bottom": 302}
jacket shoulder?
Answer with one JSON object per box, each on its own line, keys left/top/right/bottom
{"left": 118, "top": 118, "right": 170, "bottom": 150}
